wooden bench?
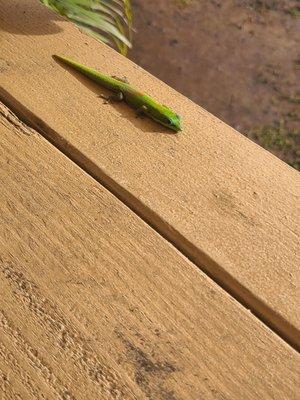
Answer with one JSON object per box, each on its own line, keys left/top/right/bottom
{"left": 0, "top": 1, "right": 299, "bottom": 398}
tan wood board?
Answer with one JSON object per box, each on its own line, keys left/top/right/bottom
{"left": 1, "top": 103, "right": 300, "bottom": 399}
{"left": 0, "top": 0, "right": 299, "bottom": 348}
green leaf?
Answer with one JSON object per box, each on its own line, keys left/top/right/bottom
{"left": 40, "top": 0, "right": 132, "bottom": 55}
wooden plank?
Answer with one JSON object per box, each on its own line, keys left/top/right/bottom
{"left": 0, "top": 0, "right": 299, "bottom": 349}
{"left": 0, "top": 103, "right": 299, "bottom": 399}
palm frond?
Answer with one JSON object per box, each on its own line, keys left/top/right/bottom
{"left": 40, "top": 0, "right": 132, "bottom": 55}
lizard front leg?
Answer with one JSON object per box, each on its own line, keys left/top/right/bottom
{"left": 135, "top": 105, "right": 148, "bottom": 118}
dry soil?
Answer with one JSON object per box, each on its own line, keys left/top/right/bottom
{"left": 129, "top": 0, "right": 300, "bottom": 169}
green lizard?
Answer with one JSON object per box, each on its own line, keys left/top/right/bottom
{"left": 53, "top": 55, "right": 182, "bottom": 132}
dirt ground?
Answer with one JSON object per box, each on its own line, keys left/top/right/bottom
{"left": 129, "top": 0, "right": 300, "bottom": 169}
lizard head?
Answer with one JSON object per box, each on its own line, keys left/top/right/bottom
{"left": 162, "top": 112, "right": 182, "bottom": 132}
{"left": 151, "top": 106, "right": 182, "bottom": 132}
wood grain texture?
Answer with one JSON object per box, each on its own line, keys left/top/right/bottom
{"left": 0, "top": 0, "right": 299, "bottom": 349}
{"left": 0, "top": 104, "right": 300, "bottom": 399}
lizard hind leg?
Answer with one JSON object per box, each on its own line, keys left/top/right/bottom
{"left": 99, "top": 91, "right": 124, "bottom": 104}
{"left": 111, "top": 75, "right": 129, "bottom": 84}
